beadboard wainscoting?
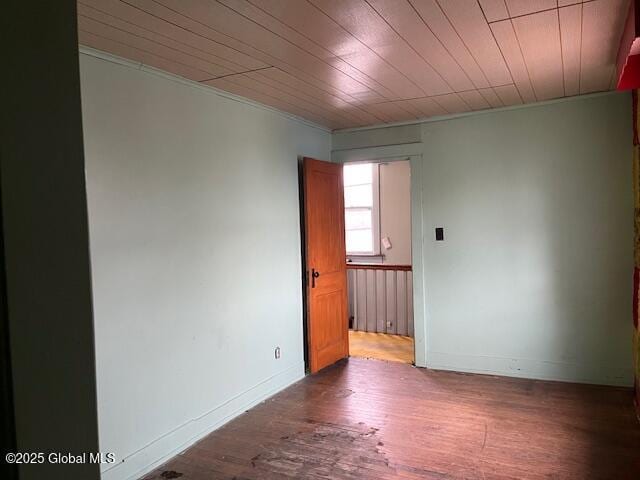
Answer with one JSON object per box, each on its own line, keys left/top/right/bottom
{"left": 347, "top": 265, "right": 414, "bottom": 337}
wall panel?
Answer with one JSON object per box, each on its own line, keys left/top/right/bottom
{"left": 348, "top": 268, "right": 414, "bottom": 337}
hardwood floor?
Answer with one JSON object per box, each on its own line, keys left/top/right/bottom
{"left": 349, "top": 330, "right": 414, "bottom": 364}
{"left": 142, "top": 358, "right": 640, "bottom": 480}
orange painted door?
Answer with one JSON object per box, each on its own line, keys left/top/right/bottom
{"left": 303, "top": 157, "right": 349, "bottom": 373}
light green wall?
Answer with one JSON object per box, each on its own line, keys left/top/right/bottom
{"left": 80, "top": 52, "right": 331, "bottom": 480}
{"left": 334, "top": 93, "right": 634, "bottom": 386}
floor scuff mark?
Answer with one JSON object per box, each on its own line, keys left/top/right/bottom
{"left": 246, "top": 420, "right": 394, "bottom": 479}
{"left": 481, "top": 422, "right": 488, "bottom": 451}
{"left": 160, "top": 471, "right": 183, "bottom": 479}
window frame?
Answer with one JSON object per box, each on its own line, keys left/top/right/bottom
{"left": 344, "top": 162, "right": 381, "bottom": 257}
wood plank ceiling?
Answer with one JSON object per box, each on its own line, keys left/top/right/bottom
{"left": 77, "top": 0, "right": 630, "bottom": 130}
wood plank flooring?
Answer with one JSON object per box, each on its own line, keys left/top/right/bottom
{"left": 349, "top": 330, "right": 414, "bottom": 364}
{"left": 142, "top": 358, "right": 640, "bottom": 480}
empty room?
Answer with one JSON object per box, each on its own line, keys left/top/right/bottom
{"left": 4, "top": 1, "right": 640, "bottom": 479}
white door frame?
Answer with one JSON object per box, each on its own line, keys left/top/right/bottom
{"left": 334, "top": 144, "right": 427, "bottom": 367}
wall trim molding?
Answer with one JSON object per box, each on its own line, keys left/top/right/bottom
{"left": 100, "top": 362, "right": 305, "bottom": 480}
{"left": 409, "top": 155, "right": 427, "bottom": 368}
{"left": 78, "top": 46, "right": 331, "bottom": 134}
{"left": 333, "top": 90, "right": 626, "bottom": 134}
{"left": 427, "top": 351, "right": 633, "bottom": 387}
{"left": 332, "top": 143, "right": 423, "bottom": 162}
{"left": 79, "top": 47, "right": 624, "bottom": 137}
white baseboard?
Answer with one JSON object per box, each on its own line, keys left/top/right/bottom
{"left": 100, "top": 362, "right": 305, "bottom": 480}
{"left": 427, "top": 351, "right": 633, "bottom": 387}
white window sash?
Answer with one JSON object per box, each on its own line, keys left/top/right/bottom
{"left": 344, "top": 163, "right": 380, "bottom": 256}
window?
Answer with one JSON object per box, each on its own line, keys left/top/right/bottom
{"left": 344, "top": 163, "right": 380, "bottom": 255}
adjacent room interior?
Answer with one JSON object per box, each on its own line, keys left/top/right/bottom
{"left": 4, "top": 1, "right": 640, "bottom": 480}
{"left": 344, "top": 160, "right": 415, "bottom": 364}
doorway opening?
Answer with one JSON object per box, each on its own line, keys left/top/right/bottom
{"left": 300, "top": 157, "right": 416, "bottom": 375}
{"left": 344, "top": 160, "right": 414, "bottom": 365}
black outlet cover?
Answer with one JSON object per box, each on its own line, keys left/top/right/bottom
{"left": 435, "top": 227, "right": 444, "bottom": 241}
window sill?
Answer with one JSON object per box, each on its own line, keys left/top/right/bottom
{"left": 347, "top": 254, "right": 384, "bottom": 264}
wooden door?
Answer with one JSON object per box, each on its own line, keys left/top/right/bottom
{"left": 303, "top": 157, "right": 349, "bottom": 373}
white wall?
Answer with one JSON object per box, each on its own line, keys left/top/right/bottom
{"left": 334, "top": 93, "right": 634, "bottom": 386}
{"left": 79, "top": 51, "right": 331, "bottom": 480}
{"left": 379, "top": 161, "right": 411, "bottom": 265}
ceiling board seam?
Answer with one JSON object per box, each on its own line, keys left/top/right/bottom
{"left": 364, "top": 86, "right": 515, "bottom": 106}
{"left": 504, "top": 0, "right": 512, "bottom": 17}
{"left": 476, "top": 87, "right": 497, "bottom": 107}
{"left": 557, "top": 8, "right": 567, "bottom": 96}
{"left": 304, "top": 0, "right": 430, "bottom": 100}
{"left": 578, "top": 2, "right": 583, "bottom": 94}
{"left": 490, "top": 86, "right": 506, "bottom": 106}
{"left": 487, "top": 0, "right": 597, "bottom": 23}
{"left": 414, "top": 99, "right": 436, "bottom": 118}
{"left": 369, "top": 101, "right": 421, "bottom": 123}
{"left": 406, "top": 0, "right": 479, "bottom": 90}
{"left": 345, "top": 107, "right": 384, "bottom": 126}
{"left": 491, "top": 6, "right": 557, "bottom": 22}
{"left": 123, "top": 0, "right": 369, "bottom": 110}
{"left": 347, "top": 105, "right": 386, "bottom": 125}
{"left": 387, "top": 103, "right": 424, "bottom": 121}
{"left": 363, "top": 0, "right": 455, "bottom": 94}
{"left": 78, "top": 46, "right": 331, "bottom": 132}
{"left": 118, "top": 0, "right": 275, "bottom": 74}
{"left": 232, "top": 70, "right": 363, "bottom": 125}
{"left": 361, "top": 106, "right": 394, "bottom": 123}
{"left": 243, "top": 0, "right": 404, "bottom": 100}
{"left": 478, "top": 1, "right": 522, "bottom": 102}
{"left": 407, "top": 102, "right": 430, "bottom": 118}
{"left": 213, "top": 74, "right": 341, "bottom": 127}
{"left": 433, "top": 0, "right": 494, "bottom": 88}
{"left": 384, "top": 92, "right": 436, "bottom": 115}
{"left": 454, "top": 92, "right": 473, "bottom": 111}
{"left": 252, "top": 69, "right": 372, "bottom": 125}
{"left": 430, "top": 96, "right": 453, "bottom": 114}
{"left": 79, "top": 13, "right": 235, "bottom": 77}
{"left": 78, "top": 28, "right": 214, "bottom": 79}
{"left": 213, "top": 0, "right": 391, "bottom": 102}
{"left": 258, "top": 67, "right": 382, "bottom": 124}
{"left": 508, "top": 17, "right": 538, "bottom": 101}
{"left": 607, "top": 65, "right": 617, "bottom": 90}
{"left": 492, "top": 84, "right": 512, "bottom": 105}
{"left": 198, "top": 66, "right": 273, "bottom": 82}
{"left": 78, "top": 2, "right": 253, "bottom": 73}
{"left": 332, "top": 90, "right": 624, "bottom": 133}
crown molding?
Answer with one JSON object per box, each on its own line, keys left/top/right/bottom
{"left": 78, "top": 46, "right": 626, "bottom": 136}
{"left": 78, "top": 46, "right": 332, "bottom": 134}
{"left": 333, "top": 90, "right": 626, "bottom": 134}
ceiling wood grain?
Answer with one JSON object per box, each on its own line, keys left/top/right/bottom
{"left": 77, "top": 0, "right": 630, "bottom": 129}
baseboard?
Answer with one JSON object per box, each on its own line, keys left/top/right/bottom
{"left": 427, "top": 351, "right": 633, "bottom": 387}
{"left": 100, "top": 362, "right": 305, "bottom": 480}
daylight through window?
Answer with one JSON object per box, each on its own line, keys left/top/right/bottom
{"left": 344, "top": 163, "right": 378, "bottom": 255}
